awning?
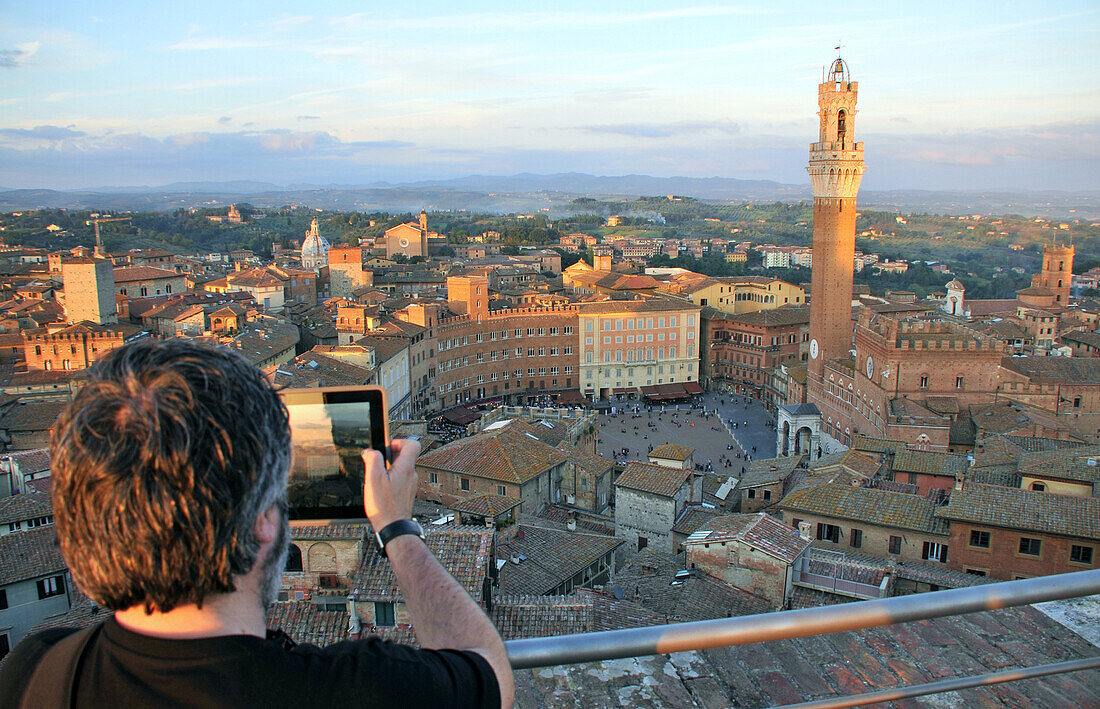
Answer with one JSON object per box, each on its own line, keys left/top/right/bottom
{"left": 656, "top": 383, "right": 688, "bottom": 398}
{"left": 683, "top": 381, "right": 704, "bottom": 395}
{"left": 441, "top": 408, "right": 482, "bottom": 425}
{"left": 612, "top": 387, "right": 636, "bottom": 395}
{"left": 556, "top": 389, "right": 588, "bottom": 405}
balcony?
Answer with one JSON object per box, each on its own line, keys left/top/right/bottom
{"left": 504, "top": 569, "right": 1100, "bottom": 707}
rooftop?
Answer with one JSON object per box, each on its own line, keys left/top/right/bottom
{"left": 937, "top": 483, "right": 1100, "bottom": 540}
{"left": 686, "top": 513, "right": 812, "bottom": 564}
{"left": 0, "top": 525, "right": 66, "bottom": 586}
{"left": 418, "top": 422, "right": 569, "bottom": 485}
{"left": 780, "top": 479, "right": 946, "bottom": 535}
{"left": 614, "top": 461, "right": 694, "bottom": 498}
{"left": 496, "top": 524, "right": 623, "bottom": 595}
{"left": 648, "top": 443, "right": 694, "bottom": 461}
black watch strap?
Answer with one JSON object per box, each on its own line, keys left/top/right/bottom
{"left": 375, "top": 519, "right": 425, "bottom": 558}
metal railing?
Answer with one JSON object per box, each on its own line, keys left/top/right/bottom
{"left": 505, "top": 568, "right": 1100, "bottom": 700}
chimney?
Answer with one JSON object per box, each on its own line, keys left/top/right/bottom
{"left": 798, "top": 521, "right": 812, "bottom": 541}
{"left": 567, "top": 518, "right": 577, "bottom": 532}
{"left": 954, "top": 476, "right": 963, "bottom": 491}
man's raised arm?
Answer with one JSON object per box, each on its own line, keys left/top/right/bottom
{"left": 362, "top": 440, "right": 515, "bottom": 708}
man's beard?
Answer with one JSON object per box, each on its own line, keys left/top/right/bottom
{"left": 261, "top": 508, "right": 289, "bottom": 612}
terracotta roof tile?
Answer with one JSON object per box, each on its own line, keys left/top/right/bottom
{"left": 937, "top": 483, "right": 1100, "bottom": 540}
{"left": 614, "top": 461, "right": 693, "bottom": 498}
{"left": 0, "top": 491, "right": 52, "bottom": 526}
{"left": 0, "top": 525, "right": 66, "bottom": 585}
{"left": 649, "top": 443, "right": 694, "bottom": 461}
{"left": 497, "top": 524, "right": 622, "bottom": 595}
{"left": 350, "top": 526, "right": 491, "bottom": 601}
{"left": 687, "top": 513, "right": 811, "bottom": 563}
{"left": 266, "top": 601, "right": 349, "bottom": 646}
{"left": 418, "top": 423, "right": 568, "bottom": 485}
{"left": 780, "top": 480, "right": 946, "bottom": 535}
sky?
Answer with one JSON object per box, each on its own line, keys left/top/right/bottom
{"left": 1, "top": 1, "right": 1098, "bottom": 192}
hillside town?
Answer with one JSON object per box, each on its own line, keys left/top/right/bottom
{"left": 1, "top": 53, "right": 1098, "bottom": 705}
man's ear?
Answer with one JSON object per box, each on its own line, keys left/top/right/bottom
{"left": 254, "top": 504, "right": 280, "bottom": 545}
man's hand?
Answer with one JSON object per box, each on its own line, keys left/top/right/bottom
{"left": 362, "top": 438, "right": 421, "bottom": 530}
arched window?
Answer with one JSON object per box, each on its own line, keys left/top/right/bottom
{"left": 837, "top": 110, "right": 847, "bottom": 144}
{"left": 285, "top": 544, "right": 303, "bottom": 572}
{"left": 308, "top": 542, "right": 337, "bottom": 573}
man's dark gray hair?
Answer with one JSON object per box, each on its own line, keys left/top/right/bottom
{"left": 50, "top": 337, "right": 291, "bottom": 613}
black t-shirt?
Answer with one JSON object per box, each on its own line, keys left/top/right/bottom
{"left": 0, "top": 617, "right": 500, "bottom": 708}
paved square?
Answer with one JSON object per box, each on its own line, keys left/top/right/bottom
{"left": 596, "top": 392, "right": 778, "bottom": 475}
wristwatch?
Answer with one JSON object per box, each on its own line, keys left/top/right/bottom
{"left": 374, "top": 519, "right": 426, "bottom": 558}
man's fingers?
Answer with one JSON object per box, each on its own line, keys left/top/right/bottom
{"left": 390, "top": 438, "right": 421, "bottom": 462}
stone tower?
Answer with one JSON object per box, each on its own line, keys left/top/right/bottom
{"left": 419, "top": 209, "right": 429, "bottom": 258}
{"left": 1032, "top": 242, "right": 1074, "bottom": 305}
{"left": 807, "top": 56, "right": 865, "bottom": 381}
{"left": 62, "top": 257, "right": 117, "bottom": 325}
{"left": 592, "top": 245, "right": 613, "bottom": 272}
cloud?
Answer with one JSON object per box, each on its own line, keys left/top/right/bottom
{"left": 167, "top": 37, "right": 273, "bottom": 51}
{"left": 0, "top": 124, "right": 85, "bottom": 140}
{"left": 582, "top": 121, "right": 741, "bottom": 139}
{"left": 0, "top": 41, "right": 40, "bottom": 69}
{"left": 218, "top": 116, "right": 232, "bottom": 124}
{"left": 268, "top": 15, "right": 313, "bottom": 30}
{"left": 336, "top": 7, "right": 768, "bottom": 33}
{"left": 297, "top": 115, "right": 320, "bottom": 121}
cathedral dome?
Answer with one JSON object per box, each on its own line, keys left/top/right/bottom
{"left": 301, "top": 218, "right": 331, "bottom": 269}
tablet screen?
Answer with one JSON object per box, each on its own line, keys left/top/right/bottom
{"left": 282, "top": 387, "right": 388, "bottom": 520}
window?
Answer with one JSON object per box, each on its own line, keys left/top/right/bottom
{"left": 0, "top": 589, "right": 6, "bottom": 610}
{"left": 374, "top": 602, "right": 395, "bottom": 627}
{"left": 922, "top": 542, "right": 948, "bottom": 563}
{"left": 747, "top": 489, "right": 756, "bottom": 499}
{"left": 969, "top": 530, "right": 991, "bottom": 548}
{"left": 1018, "top": 537, "right": 1041, "bottom": 556}
{"left": 0, "top": 633, "right": 8, "bottom": 662}
{"left": 762, "top": 490, "right": 771, "bottom": 501}
{"left": 965, "top": 569, "right": 987, "bottom": 577}
{"left": 460, "top": 477, "right": 470, "bottom": 492}
{"left": 955, "top": 376, "right": 964, "bottom": 389}
{"left": 1070, "top": 545, "right": 1093, "bottom": 564}
{"left": 889, "top": 536, "right": 902, "bottom": 555}
{"left": 1030, "top": 482, "right": 1046, "bottom": 492}
{"left": 850, "top": 529, "right": 863, "bottom": 549}
{"left": 637, "top": 536, "right": 648, "bottom": 551}
{"left": 37, "top": 575, "right": 65, "bottom": 599}
{"left": 429, "top": 472, "right": 438, "bottom": 484}
{"left": 497, "top": 485, "right": 507, "bottom": 496}
{"left": 285, "top": 544, "right": 303, "bottom": 572}
{"left": 816, "top": 523, "right": 840, "bottom": 543}
{"left": 919, "top": 375, "right": 928, "bottom": 389}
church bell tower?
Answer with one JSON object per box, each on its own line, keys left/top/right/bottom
{"left": 807, "top": 56, "right": 865, "bottom": 382}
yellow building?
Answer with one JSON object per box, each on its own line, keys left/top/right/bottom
{"left": 578, "top": 297, "right": 701, "bottom": 400}
{"left": 661, "top": 274, "right": 805, "bottom": 314}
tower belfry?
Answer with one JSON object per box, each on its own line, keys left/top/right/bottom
{"left": 807, "top": 56, "right": 865, "bottom": 381}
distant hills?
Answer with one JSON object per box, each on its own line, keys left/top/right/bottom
{"left": 1, "top": 173, "right": 1096, "bottom": 219}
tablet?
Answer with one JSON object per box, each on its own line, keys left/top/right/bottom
{"left": 280, "top": 386, "right": 390, "bottom": 521}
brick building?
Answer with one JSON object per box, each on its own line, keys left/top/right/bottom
{"left": 683, "top": 513, "right": 812, "bottom": 609}
{"left": 705, "top": 305, "right": 809, "bottom": 395}
{"left": 778, "top": 478, "right": 951, "bottom": 565}
{"left": 22, "top": 323, "right": 126, "bottom": 371}
{"left": 936, "top": 483, "right": 1098, "bottom": 580}
{"left": 434, "top": 305, "right": 579, "bottom": 408}
{"left": 416, "top": 419, "right": 568, "bottom": 512}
